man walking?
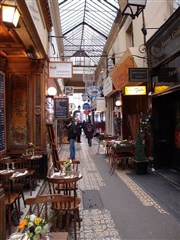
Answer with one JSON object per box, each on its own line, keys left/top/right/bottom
{"left": 66, "top": 119, "right": 77, "bottom": 160}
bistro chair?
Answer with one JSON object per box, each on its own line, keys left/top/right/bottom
{"left": 0, "top": 172, "right": 19, "bottom": 236}
{"left": 55, "top": 160, "right": 80, "bottom": 172}
{"left": 13, "top": 158, "right": 36, "bottom": 196}
{"left": 0, "top": 158, "right": 26, "bottom": 208}
{"left": 25, "top": 194, "right": 81, "bottom": 240}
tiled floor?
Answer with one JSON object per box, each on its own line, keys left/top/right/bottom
{"left": 58, "top": 137, "right": 121, "bottom": 240}
{"left": 9, "top": 134, "right": 180, "bottom": 240}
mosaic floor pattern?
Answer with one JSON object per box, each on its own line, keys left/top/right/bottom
{"left": 59, "top": 141, "right": 121, "bottom": 240}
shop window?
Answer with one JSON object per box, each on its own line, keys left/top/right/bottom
{"left": 126, "top": 23, "right": 134, "bottom": 48}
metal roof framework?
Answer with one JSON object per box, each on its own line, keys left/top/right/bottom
{"left": 58, "top": 0, "right": 119, "bottom": 69}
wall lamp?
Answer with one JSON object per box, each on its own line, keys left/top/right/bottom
{"left": 1, "top": 1, "right": 20, "bottom": 28}
{"left": 115, "top": 100, "right": 122, "bottom": 107}
{"left": 47, "top": 87, "right": 57, "bottom": 96}
{"left": 119, "top": 0, "right": 147, "bottom": 19}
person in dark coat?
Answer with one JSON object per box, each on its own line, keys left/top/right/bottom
{"left": 76, "top": 119, "right": 82, "bottom": 143}
{"left": 85, "top": 122, "right": 94, "bottom": 147}
{"left": 66, "top": 119, "right": 78, "bottom": 160}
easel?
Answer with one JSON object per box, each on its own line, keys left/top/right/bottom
{"left": 46, "top": 123, "right": 59, "bottom": 171}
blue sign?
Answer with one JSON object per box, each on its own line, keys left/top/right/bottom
{"left": 83, "top": 103, "right": 90, "bottom": 110}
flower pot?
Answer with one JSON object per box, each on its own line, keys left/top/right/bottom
{"left": 133, "top": 160, "right": 148, "bottom": 175}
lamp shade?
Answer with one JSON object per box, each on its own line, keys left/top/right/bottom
{"left": 115, "top": 100, "right": 122, "bottom": 107}
{"left": 2, "top": 5, "right": 20, "bottom": 28}
{"left": 119, "top": 0, "right": 147, "bottom": 18}
{"left": 47, "top": 87, "right": 57, "bottom": 96}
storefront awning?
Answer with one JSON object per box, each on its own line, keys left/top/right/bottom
{"left": 110, "top": 47, "right": 147, "bottom": 90}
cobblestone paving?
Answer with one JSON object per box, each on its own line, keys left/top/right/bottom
{"left": 60, "top": 140, "right": 121, "bottom": 240}
{"left": 59, "top": 136, "right": 168, "bottom": 240}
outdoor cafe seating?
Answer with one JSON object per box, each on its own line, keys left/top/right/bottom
{"left": 108, "top": 141, "right": 135, "bottom": 174}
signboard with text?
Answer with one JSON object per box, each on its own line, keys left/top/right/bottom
{"left": 125, "top": 86, "right": 146, "bottom": 95}
{"left": 49, "top": 62, "right": 73, "bottom": 78}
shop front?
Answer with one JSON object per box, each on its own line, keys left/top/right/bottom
{"left": 109, "top": 48, "right": 148, "bottom": 141}
{"left": 146, "top": 7, "right": 180, "bottom": 170}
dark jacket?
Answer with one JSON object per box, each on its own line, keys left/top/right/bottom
{"left": 67, "top": 123, "right": 77, "bottom": 140}
{"left": 85, "top": 124, "right": 94, "bottom": 139}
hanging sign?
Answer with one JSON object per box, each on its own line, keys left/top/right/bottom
{"left": 129, "top": 68, "right": 149, "bottom": 82}
{"left": 84, "top": 110, "right": 89, "bottom": 115}
{"left": 49, "top": 62, "right": 73, "bottom": 78}
{"left": 87, "top": 86, "right": 101, "bottom": 98}
{"left": 83, "top": 103, "right": 90, "bottom": 110}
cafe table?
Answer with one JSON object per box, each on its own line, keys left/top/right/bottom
{"left": 50, "top": 170, "right": 82, "bottom": 180}
{"left": 21, "top": 154, "right": 43, "bottom": 183}
{"left": 109, "top": 142, "right": 135, "bottom": 174}
{"left": 8, "top": 231, "right": 69, "bottom": 240}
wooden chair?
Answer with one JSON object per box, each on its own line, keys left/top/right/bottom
{"left": 13, "top": 158, "right": 36, "bottom": 196}
{"left": 0, "top": 172, "right": 19, "bottom": 236}
{"left": 47, "top": 175, "right": 82, "bottom": 197}
{"left": 46, "top": 176, "right": 82, "bottom": 239}
{"left": 0, "top": 158, "right": 26, "bottom": 208}
{"left": 25, "top": 194, "right": 80, "bottom": 240}
{"left": 55, "top": 160, "right": 80, "bottom": 172}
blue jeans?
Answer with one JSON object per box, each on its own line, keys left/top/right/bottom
{"left": 88, "top": 138, "right": 92, "bottom": 146}
{"left": 69, "top": 138, "right": 75, "bottom": 160}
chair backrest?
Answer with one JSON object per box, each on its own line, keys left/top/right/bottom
{"left": 12, "top": 158, "right": 27, "bottom": 169}
{"left": 46, "top": 176, "right": 82, "bottom": 197}
{"left": 0, "top": 172, "right": 14, "bottom": 202}
{"left": 25, "top": 194, "right": 76, "bottom": 222}
{"left": 56, "top": 160, "right": 80, "bottom": 172}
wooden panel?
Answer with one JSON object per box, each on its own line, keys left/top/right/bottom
{"left": 0, "top": 187, "right": 6, "bottom": 240}
{"left": 10, "top": 73, "right": 28, "bottom": 146}
{"left": 0, "top": 72, "right": 6, "bottom": 155}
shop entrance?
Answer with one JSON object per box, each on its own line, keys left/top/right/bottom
{"left": 152, "top": 90, "right": 180, "bottom": 170}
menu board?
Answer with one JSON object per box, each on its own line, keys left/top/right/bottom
{"left": 0, "top": 72, "right": 5, "bottom": 153}
{"left": 54, "top": 97, "right": 69, "bottom": 119}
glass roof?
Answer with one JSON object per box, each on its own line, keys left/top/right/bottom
{"left": 58, "top": 0, "right": 119, "bottom": 68}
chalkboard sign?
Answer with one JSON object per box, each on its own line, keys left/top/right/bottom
{"left": 0, "top": 72, "right": 6, "bottom": 154}
{"left": 54, "top": 97, "right": 69, "bottom": 119}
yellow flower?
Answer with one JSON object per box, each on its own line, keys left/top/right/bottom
{"left": 34, "top": 217, "right": 43, "bottom": 225}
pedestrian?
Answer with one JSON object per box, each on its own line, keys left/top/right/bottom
{"left": 76, "top": 119, "right": 82, "bottom": 143}
{"left": 66, "top": 118, "right": 78, "bottom": 160}
{"left": 85, "top": 122, "right": 94, "bottom": 147}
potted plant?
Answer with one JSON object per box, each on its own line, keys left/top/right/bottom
{"left": 133, "top": 131, "right": 148, "bottom": 175}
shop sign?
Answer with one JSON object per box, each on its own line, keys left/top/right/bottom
{"left": 147, "top": 11, "right": 180, "bottom": 68}
{"left": 87, "top": 86, "right": 101, "bottom": 98}
{"left": 90, "top": 97, "right": 106, "bottom": 111}
{"left": 69, "top": 103, "right": 76, "bottom": 111}
{"left": 83, "top": 103, "right": 90, "bottom": 110}
{"left": 125, "top": 86, "right": 146, "bottom": 95}
{"left": 49, "top": 62, "right": 73, "bottom": 78}
{"left": 84, "top": 110, "right": 89, "bottom": 115}
{"left": 154, "top": 86, "right": 170, "bottom": 93}
{"left": 103, "top": 76, "right": 116, "bottom": 96}
{"left": 129, "top": 68, "right": 149, "bottom": 82}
